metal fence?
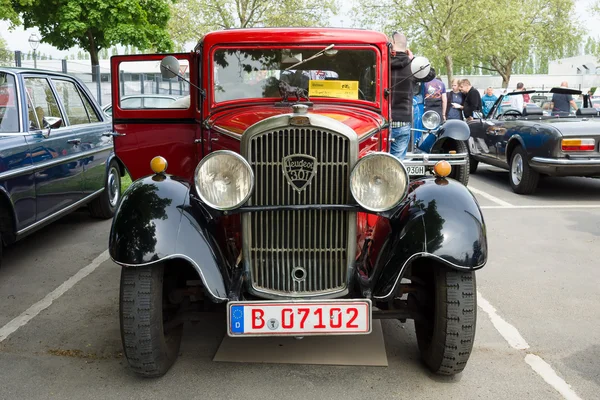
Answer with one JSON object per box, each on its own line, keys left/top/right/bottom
{"left": 1, "top": 50, "right": 189, "bottom": 108}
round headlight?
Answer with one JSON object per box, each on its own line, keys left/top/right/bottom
{"left": 195, "top": 150, "right": 254, "bottom": 210}
{"left": 350, "top": 152, "right": 409, "bottom": 212}
{"left": 422, "top": 110, "right": 441, "bottom": 130}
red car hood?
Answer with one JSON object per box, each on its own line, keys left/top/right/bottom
{"left": 207, "top": 105, "right": 386, "bottom": 139}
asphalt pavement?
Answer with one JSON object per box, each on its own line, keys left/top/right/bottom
{"left": 0, "top": 165, "right": 598, "bottom": 400}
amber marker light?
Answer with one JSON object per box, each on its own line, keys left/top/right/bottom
{"left": 150, "top": 156, "right": 168, "bottom": 174}
{"left": 561, "top": 138, "right": 595, "bottom": 151}
{"left": 433, "top": 160, "right": 451, "bottom": 177}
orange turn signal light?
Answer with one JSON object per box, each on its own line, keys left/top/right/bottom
{"left": 561, "top": 138, "right": 595, "bottom": 151}
{"left": 433, "top": 160, "right": 451, "bottom": 177}
{"left": 150, "top": 156, "right": 168, "bottom": 174}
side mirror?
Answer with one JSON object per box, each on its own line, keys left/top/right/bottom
{"left": 473, "top": 111, "right": 484, "bottom": 120}
{"left": 42, "top": 117, "right": 62, "bottom": 138}
{"left": 160, "top": 56, "right": 181, "bottom": 79}
{"left": 411, "top": 56, "right": 431, "bottom": 79}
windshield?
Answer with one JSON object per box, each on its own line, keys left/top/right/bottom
{"left": 212, "top": 47, "right": 378, "bottom": 104}
{"left": 0, "top": 72, "right": 19, "bottom": 133}
{"left": 493, "top": 90, "right": 597, "bottom": 118}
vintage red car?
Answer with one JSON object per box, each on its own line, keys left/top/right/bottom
{"left": 108, "top": 28, "right": 488, "bottom": 378}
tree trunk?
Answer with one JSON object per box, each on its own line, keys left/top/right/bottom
{"left": 87, "top": 30, "right": 100, "bottom": 82}
{"left": 444, "top": 54, "right": 454, "bottom": 87}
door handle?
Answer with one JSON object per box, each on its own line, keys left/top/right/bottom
{"left": 67, "top": 138, "right": 81, "bottom": 145}
{"left": 102, "top": 132, "right": 126, "bottom": 137}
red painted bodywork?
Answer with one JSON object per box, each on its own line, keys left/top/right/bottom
{"left": 109, "top": 28, "right": 393, "bottom": 264}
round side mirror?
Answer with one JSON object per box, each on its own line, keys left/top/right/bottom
{"left": 411, "top": 56, "right": 431, "bottom": 79}
{"left": 160, "top": 56, "right": 180, "bottom": 79}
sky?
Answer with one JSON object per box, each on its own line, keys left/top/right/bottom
{"left": 0, "top": 0, "right": 598, "bottom": 58}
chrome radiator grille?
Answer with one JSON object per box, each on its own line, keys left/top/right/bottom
{"left": 243, "top": 127, "right": 353, "bottom": 297}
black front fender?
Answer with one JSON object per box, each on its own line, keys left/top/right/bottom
{"left": 109, "top": 174, "right": 231, "bottom": 302}
{"left": 372, "top": 177, "right": 487, "bottom": 301}
{"left": 436, "top": 119, "right": 470, "bottom": 141}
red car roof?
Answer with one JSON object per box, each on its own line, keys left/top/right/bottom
{"left": 199, "top": 28, "right": 389, "bottom": 48}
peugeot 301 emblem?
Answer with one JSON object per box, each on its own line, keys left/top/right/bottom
{"left": 282, "top": 154, "right": 317, "bottom": 192}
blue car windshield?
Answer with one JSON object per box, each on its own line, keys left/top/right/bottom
{"left": 0, "top": 73, "right": 19, "bottom": 133}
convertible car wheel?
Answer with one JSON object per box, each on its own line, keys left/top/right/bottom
{"left": 120, "top": 264, "right": 183, "bottom": 378}
{"left": 89, "top": 160, "right": 122, "bottom": 219}
{"left": 509, "top": 146, "right": 539, "bottom": 194}
{"left": 412, "top": 264, "right": 477, "bottom": 376}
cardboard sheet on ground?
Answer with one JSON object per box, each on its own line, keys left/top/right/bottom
{"left": 213, "top": 320, "right": 387, "bottom": 366}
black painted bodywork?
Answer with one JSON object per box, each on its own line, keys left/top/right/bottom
{"left": 109, "top": 173, "right": 487, "bottom": 303}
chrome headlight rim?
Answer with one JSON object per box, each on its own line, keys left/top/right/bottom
{"left": 349, "top": 152, "right": 409, "bottom": 212}
{"left": 422, "top": 110, "right": 441, "bottom": 130}
{"left": 194, "top": 150, "right": 255, "bottom": 211}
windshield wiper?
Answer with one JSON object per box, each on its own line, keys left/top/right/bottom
{"left": 284, "top": 44, "right": 335, "bottom": 71}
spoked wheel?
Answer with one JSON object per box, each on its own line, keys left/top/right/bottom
{"left": 120, "top": 264, "right": 183, "bottom": 378}
{"left": 509, "top": 146, "right": 539, "bottom": 194}
{"left": 410, "top": 263, "right": 477, "bottom": 376}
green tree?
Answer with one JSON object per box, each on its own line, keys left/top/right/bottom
{"left": 472, "top": 0, "right": 580, "bottom": 88}
{"left": 12, "top": 0, "right": 174, "bottom": 76}
{"left": 168, "top": 0, "right": 339, "bottom": 50}
{"left": 0, "top": 34, "right": 12, "bottom": 65}
{"left": 111, "top": 47, "right": 118, "bottom": 56}
{"left": 351, "top": 0, "right": 491, "bottom": 86}
{"left": 101, "top": 48, "right": 109, "bottom": 59}
{"left": 0, "top": 0, "right": 33, "bottom": 25}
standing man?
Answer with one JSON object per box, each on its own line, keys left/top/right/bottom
{"left": 509, "top": 82, "right": 525, "bottom": 112}
{"left": 424, "top": 75, "right": 447, "bottom": 119}
{"left": 389, "top": 31, "right": 436, "bottom": 159}
{"left": 550, "top": 81, "right": 578, "bottom": 115}
{"left": 456, "top": 79, "right": 482, "bottom": 121}
{"left": 481, "top": 87, "right": 498, "bottom": 117}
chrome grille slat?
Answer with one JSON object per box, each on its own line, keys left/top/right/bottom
{"left": 246, "top": 127, "right": 351, "bottom": 296}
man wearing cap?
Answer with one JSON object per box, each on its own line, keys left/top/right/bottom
{"left": 389, "top": 31, "right": 436, "bottom": 160}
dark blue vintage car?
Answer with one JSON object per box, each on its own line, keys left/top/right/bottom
{"left": 0, "top": 68, "right": 123, "bottom": 265}
{"left": 468, "top": 88, "right": 600, "bottom": 194}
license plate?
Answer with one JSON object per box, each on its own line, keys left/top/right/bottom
{"left": 406, "top": 165, "right": 426, "bottom": 175}
{"left": 227, "top": 300, "right": 372, "bottom": 337}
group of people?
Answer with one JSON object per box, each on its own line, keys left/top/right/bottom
{"left": 388, "top": 31, "right": 484, "bottom": 159}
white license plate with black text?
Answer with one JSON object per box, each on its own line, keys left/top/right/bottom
{"left": 227, "top": 300, "right": 372, "bottom": 337}
{"left": 406, "top": 166, "right": 426, "bottom": 176}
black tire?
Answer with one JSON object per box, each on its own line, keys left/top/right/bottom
{"left": 120, "top": 264, "right": 183, "bottom": 378}
{"left": 508, "top": 146, "right": 539, "bottom": 194}
{"left": 445, "top": 140, "right": 470, "bottom": 186}
{"left": 469, "top": 156, "right": 478, "bottom": 174}
{"left": 412, "top": 265, "right": 477, "bottom": 376}
{"left": 89, "top": 160, "right": 121, "bottom": 219}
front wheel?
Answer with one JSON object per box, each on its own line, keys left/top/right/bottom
{"left": 509, "top": 146, "right": 539, "bottom": 194}
{"left": 412, "top": 264, "right": 477, "bottom": 375}
{"left": 444, "top": 140, "right": 470, "bottom": 186}
{"left": 120, "top": 264, "right": 183, "bottom": 378}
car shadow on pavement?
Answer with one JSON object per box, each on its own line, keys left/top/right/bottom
{"left": 473, "top": 166, "right": 600, "bottom": 201}
{"left": 562, "top": 344, "right": 600, "bottom": 386}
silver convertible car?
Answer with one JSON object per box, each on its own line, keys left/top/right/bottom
{"left": 467, "top": 87, "right": 600, "bottom": 194}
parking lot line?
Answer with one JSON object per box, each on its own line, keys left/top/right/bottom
{"left": 477, "top": 292, "right": 583, "bottom": 400}
{"left": 468, "top": 186, "right": 514, "bottom": 207}
{"left": 0, "top": 250, "right": 109, "bottom": 343}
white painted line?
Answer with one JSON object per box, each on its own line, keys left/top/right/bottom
{"left": 0, "top": 250, "right": 109, "bottom": 343}
{"left": 477, "top": 291, "right": 529, "bottom": 350}
{"left": 469, "top": 186, "right": 514, "bottom": 207}
{"left": 478, "top": 292, "right": 584, "bottom": 400}
{"left": 481, "top": 204, "right": 600, "bottom": 210}
{"left": 525, "top": 354, "right": 583, "bottom": 400}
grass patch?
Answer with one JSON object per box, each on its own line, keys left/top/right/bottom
{"left": 121, "top": 173, "right": 132, "bottom": 193}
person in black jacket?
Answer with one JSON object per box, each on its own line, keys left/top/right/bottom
{"left": 389, "top": 31, "right": 436, "bottom": 159}
{"left": 458, "top": 79, "right": 482, "bottom": 121}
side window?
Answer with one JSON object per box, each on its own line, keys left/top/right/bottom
{"left": 52, "top": 79, "right": 91, "bottom": 125}
{"left": 78, "top": 87, "right": 101, "bottom": 123}
{"left": 24, "top": 77, "right": 64, "bottom": 129}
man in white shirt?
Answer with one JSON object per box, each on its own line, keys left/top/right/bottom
{"left": 509, "top": 82, "right": 524, "bottom": 112}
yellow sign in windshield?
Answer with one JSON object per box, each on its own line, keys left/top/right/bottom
{"left": 308, "top": 80, "right": 359, "bottom": 100}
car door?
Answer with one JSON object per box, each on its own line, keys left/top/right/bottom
{"left": 23, "top": 75, "right": 85, "bottom": 222}
{"left": 50, "top": 77, "right": 113, "bottom": 196}
{"left": 110, "top": 54, "right": 201, "bottom": 181}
